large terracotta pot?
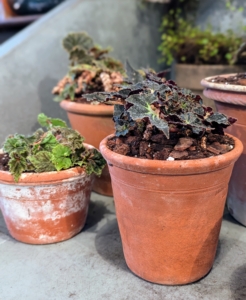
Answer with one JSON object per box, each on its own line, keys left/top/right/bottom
{"left": 100, "top": 134, "right": 243, "bottom": 285}
{"left": 201, "top": 74, "right": 246, "bottom": 226}
{"left": 0, "top": 164, "right": 94, "bottom": 244}
{"left": 60, "top": 100, "right": 114, "bottom": 196}
{"left": 173, "top": 64, "right": 245, "bottom": 110}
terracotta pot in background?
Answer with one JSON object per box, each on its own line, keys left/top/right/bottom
{"left": 0, "top": 165, "right": 94, "bottom": 244}
{"left": 202, "top": 74, "right": 246, "bottom": 226}
{"left": 60, "top": 100, "right": 114, "bottom": 196}
{"left": 173, "top": 64, "right": 245, "bottom": 110}
{"left": 100, "top": 134, "right": 242, "bottom": 285}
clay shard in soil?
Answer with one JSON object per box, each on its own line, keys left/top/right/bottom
{"left": 174, "top": 137, "right": 194, "bottom": 151}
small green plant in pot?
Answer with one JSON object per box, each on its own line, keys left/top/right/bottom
{"left": 159, "top": 0, "right": 246, "bottom": 66}
{"left": 52, "top": 32, "right": 125, "bottom": 196}
{"left": 0, "top": 113, "right": 105, "bottom": 245}
{"left": 158, "top": 0, "right": 246, "bottom": 107}
{"left": 83, "top": 65, "right": 243, "bottom": 285}
{"left": 52, "top": 32, "right": 125, "bottom": 103}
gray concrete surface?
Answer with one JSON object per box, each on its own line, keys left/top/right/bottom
{"left": 0, "top": 192, "right": 246, "bottom": 300}
{"left": 0, "top": 0, "right": 166, "bottom": 144}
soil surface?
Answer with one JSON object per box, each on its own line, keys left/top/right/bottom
{"left": 0, "top": 153, "right": 9, "bottom": 171}
{"left": 0, "top": 128, "right": 235, "bottom": 170}
{"left": 209, "top": 73, "right": 246, "bottom": 86}
{"left": 107, "top": 125, "right": 234, "bottom": 161}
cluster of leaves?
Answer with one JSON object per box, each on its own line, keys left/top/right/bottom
{"left": 83, "top": 64, "right": 236, "bottom": 139}
{"left": 2, "top": 114, "right": 106, "bottom": 182}
{"left": 53, "top": 32, "right": 125, "bottom": 102}
{"left": 158, "top": 0, "right": 246, "bottom": 65}
{"left": 63, "top": 32, "right": 124, "bottom": 72}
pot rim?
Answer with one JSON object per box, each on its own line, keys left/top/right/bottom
{"left": 201, "top": 74, "right": 246, "bottom": 93}
{"left": 99, "top": 134, "right": 243, "bottom": 175}
{"left": 0, "top": 143, "right": 94, "bottom": 184}
{"left": 176, "top": 63, "right": 246, "bottom": 69}
{"left": 60, "top": 100, "right": 114, "bottom": 116}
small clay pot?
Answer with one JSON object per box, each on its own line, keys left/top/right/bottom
{"left": 201, "top": 74, "right": 246, "bottom": 226}
{"left": 60, "top": 100, "right": 114, "bottom": 196}
{"left": 100, "top": 134, "right": 243, "bottom": 285}
{"left": 0, "top": 146, "right": 94, "bottom": 244}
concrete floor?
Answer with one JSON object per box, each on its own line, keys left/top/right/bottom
{"left": 0, "top": 192, "right": 246, "bottom": 300}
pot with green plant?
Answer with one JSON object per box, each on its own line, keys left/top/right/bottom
{"left": 0, "top": 113, "right": 105, "bottom": 244}
{"left": 201, "top": 73, "right": 246, "bottom": 226}
{"left": 83, "top": 66, "right": 243, "bottom": 285}
{"left": 158, "top": 0, "right": 246, "bottom": 109}
{"left": 52, "top": 32, "right": 125, "bottom": 196}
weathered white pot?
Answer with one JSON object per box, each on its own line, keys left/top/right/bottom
{"left": 0, "top": 162, "right": 94, "bottom": 244}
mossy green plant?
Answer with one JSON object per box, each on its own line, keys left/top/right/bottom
{"left": 158, "top": 0, "right": 246, "bottom": 66}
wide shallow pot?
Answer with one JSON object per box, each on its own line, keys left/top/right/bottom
{"left": 100, "top": 134, "right": 243, "bottom": 285}
{"left": 0, "top": 164, "right": 94, "bottom": 244}
{"left": 173, "top": 64, "right": 245, "bottom": 110}
{"left": 202, "top": 74, "right": 246, "bottom": 226}
{"left": 60, "top": 100, "right": 114, "bottom": 196}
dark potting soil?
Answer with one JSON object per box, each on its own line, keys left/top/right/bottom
{"left": 209, "top": 73, "right": 246, "bottom": 86}
{"left": 107, "top": 125, "right": 235, "bottom": 161}
{"left": 0, "top": 153, "right": 10, "bottom": 171}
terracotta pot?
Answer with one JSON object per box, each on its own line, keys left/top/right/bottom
{"left": 60, "top": 100, "right": 114, "bottom": 196}
{"left": 173, "top": 64, "right": 245, "bottom": 110}
{"left": 201, "top": 74, "right": 246, "bottom": 226}
{"left": 0, "top": 156, "right": 94, "bottom": 244}
{"left": 100, "top": 134, "right": 243, "bottom": 285}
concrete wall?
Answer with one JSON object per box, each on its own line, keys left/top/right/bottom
{"left": 197, "top": 0, "right": 246, "bottom": 33}
{"left": 0, "top": 0, "right": 166, "bottom": 143}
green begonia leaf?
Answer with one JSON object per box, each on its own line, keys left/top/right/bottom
{"left": 28, "top": 151, "right": 55, "bottom": 173}
{"left": 8, "top": 152, "right": 27, "bottom": 182}
{"left": 3, "top": 135, "right": 28, "bottom": 155}
{"left": 51, "top": 144, "right": 72, "bottom": 171}
{"left": 38, "top": 113, "right": 67, "bottom": 129}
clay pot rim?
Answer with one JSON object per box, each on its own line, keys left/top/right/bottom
{"left": 99, "top": 134, "right": 243, "bottom": 175}
{"left": 176, "top": 63, "right": 245, "bottom": 69}
{"left": 201, "top": 74, "right": 246, "bottom": 93}
{"left": 60, "top": 100, "right": 113, "bottom": 116}
{"left": 0, "top": 143, "right": 94, "bottom": 184}
{"left": 0, "top": 166, "right": 89, "bottom": 184}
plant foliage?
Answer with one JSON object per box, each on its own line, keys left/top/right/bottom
{"left": 83, "top": 63, "right": 236, "bottom": 139}
{"left": 158, "top": 0, "right": 246, "bottom": 65}
{"left": 2, "top": 114, "right": 106, "bottom": 182}
{"left": 52, "top": 32, "right": 125, "bottom": 102}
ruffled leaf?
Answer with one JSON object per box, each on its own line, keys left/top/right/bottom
{"left": 51, "top": 144, "right": 72, "bottom": 171}
{"left": 63, "top": 32, "right": 94, "bottom": 52}
{"left": 78, "top": 148, "right": 106, "bottom": 176}
{"left": 38, "top": 113, "right": 67, "bottom": 129}
{"left": 3, "top": 135, "right": 28, "bottom": 155}
{"left": 8, "top": 152, "right": 27, "bottom": 182}
{"left": 28, "top": 151, "right": 55, "bottom": 173}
